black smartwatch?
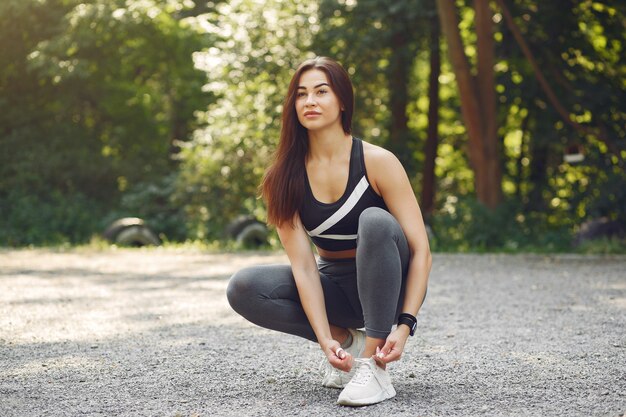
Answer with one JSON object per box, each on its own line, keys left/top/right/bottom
{"left": 397, "top": 313, "right": 417, "bottom": 336}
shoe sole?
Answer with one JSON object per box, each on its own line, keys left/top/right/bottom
{"left": 336, "top": 385, "right": 396, "bottom": 406}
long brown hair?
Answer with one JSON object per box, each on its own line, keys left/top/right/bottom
{"left": 261, "top": 56, "right": 354, "bottom": 227}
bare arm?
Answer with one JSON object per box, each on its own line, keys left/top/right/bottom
{"left": 277, "top": 215, "right": 353, "bottom": 371}
{"left": 366, "top": 145, "right": 433, "bottom": 362}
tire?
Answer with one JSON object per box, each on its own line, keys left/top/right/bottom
{"left": 103, "top": 217, "right": 161, "bottom": 247}
{"left": 573, "top": 217, "right": 625, "bottom": 247}
{"left": 225, "top": 216, "right": 268, "bottom": 247}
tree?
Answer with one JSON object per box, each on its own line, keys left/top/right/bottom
{"left": 176, "top": 0, "right": 318, "bottom": 239}
{"left": 315, "top": 0, "right": 433, "bottom": 175}
{"left": 0, "top": 0, "right": 213, "bottom": 244}
{"left": 421, "top": 4, "right": 441, "bottom": 217}
{"left": 494, "top": 0, "right": 626, "bottom": 226}
{"left": 436, "top": 0, "right": 503, "bottom": 208}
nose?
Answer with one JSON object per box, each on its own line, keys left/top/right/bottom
{"left": 305, "top": 93, "right": 316, "bottom": 106}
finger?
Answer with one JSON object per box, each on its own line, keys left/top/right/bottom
{"left": 375, "top": 346, "right": 382, "bottom": 358}
{"left": 335, "top": 347, "right": 346, "bottom": 359}
{"left": 380, "top": 350, "right": 400, "bottom": 364}
{"left": 332, "top": 359, "right": 352, "bottom": 372}
{"left": 329, "top": 352, "right": 352, "bottom": 371}
{"left": 373, "top": 351, "right": 386, "bottom": 367}
{"left": 343, "top": 353, "right": 354, "bottom": 371}
{"left": 379, "top": 341, "right": 394, "bottom": 357}
{"left": 376, "top": 345, "right": 389, "bottom": 359}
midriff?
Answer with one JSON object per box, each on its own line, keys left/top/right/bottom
{"left": 316, "top": 247, "right": 356, "bottom": 259}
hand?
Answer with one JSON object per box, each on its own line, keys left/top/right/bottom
{"left": 373, "top": 326, "right": 410, "bottom": 365}
{"left": 321, "top": 339, "right": 354, "bottom": 372}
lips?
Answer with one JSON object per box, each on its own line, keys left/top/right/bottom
{"left": 303, "top": 111, "right": 321, "bottom": 117}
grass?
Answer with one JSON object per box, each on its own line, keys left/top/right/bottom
{"left": 66, "top": 235, "right": 279, "bottom": 253}
{"left": 5, "top": 234, "right": 625, "bottom": 255}
{"left": 573, "top": 237, "right": 626, "bottom": 255}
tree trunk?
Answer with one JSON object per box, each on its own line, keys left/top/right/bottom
{"left": 422, "top": 11, "right": 441, "bottom": 217}
{"left": 436, "top": 0, "right": 503, "bottom": 208}
{"left": 474, "top": 0, "right": 502, "bottom": 207}
{"left": 388, "top": 30, "right": 413, "bottom": 173}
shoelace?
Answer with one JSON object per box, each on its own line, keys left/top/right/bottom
{"left": 349, "top": 358, "right": 375, "bottom": 386}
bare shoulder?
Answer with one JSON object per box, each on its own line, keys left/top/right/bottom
{"left": 361, "top": 140, "right": 406, "bottom": 192}
{"left": 362, "top": 140, "right": 403, "bottom": 172}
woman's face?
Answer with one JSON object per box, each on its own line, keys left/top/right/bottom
{"left": 295, "top": 69, "right": 343, "bottom": 132}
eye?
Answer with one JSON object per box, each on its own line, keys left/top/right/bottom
{"left": 317, "top": 89, "right": 328, "bottom": 95}
{"left": 296, "top": 91, "right": 306, "bottom": 98}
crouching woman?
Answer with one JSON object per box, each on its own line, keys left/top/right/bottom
{"left": 227, "top": 56, "right": 432, "bottom": 406}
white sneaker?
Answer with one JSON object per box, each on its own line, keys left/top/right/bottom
{"left": 336, "top": 357, "right": 396, "bottom": 406}
{"left": 320, "top": 329, "right": 366, "bottom": 389}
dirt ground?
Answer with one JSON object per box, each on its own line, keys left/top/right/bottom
{"left": 0, "top": 248, "right": 624, "bottom": 416}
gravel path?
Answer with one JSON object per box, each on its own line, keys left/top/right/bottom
{"left": 1, "top": 249, "right": 625, "bottom": 416}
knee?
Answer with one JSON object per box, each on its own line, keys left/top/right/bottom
{"left": 357, "top": 207, "right": 397, "bottom": 242}
{"left": 226, "top": 267, "right": 257, "bottom": 312}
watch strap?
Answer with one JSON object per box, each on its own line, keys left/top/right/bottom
{"left": 397, "top": 313, "right": 417, "bottom": 336}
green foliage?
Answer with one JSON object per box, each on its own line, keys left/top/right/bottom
{"left": 0, "top": 0, "right": 214, "bottom": 245}
{"left": 0, "top": 189, "right": 103, "bottom": 246}
{"left": 566, "top": 144, "right": 626, "bottom": 223}
{"left": 575, "top": 237, "right": 626, "bottom": 255}
{"left": 429, "top": 196, "right": 572, "bottom": 252}
{"left": 1, "top": 0, "right": 623, "bottom": 251}
{"left": 315, "top": 0, "right": 435, "bottom": 173}
{"left": 427, "top": 0, "right": 625, "bottom": 252}
{"left": 496, "top": 0, "right": 626, "bottom": 224}
{"left": 175, "top": 0, "right": 317, "bottom": 240}
{"left": 23, "top": 0, "right": 213, "bottom": 184}
{"left": 107, "top": 173, "right": 189, "bottom": 242}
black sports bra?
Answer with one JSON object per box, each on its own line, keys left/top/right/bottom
{"left": 299, "top": 137, "right": 389, "bottom": 251}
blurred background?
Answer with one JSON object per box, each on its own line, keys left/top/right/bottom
{"left": 0, "top": 0, "right": 624, "bottom": 252}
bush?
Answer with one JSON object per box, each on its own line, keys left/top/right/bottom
{"left": 108, "top": 174, "right": 189, "bottom": 243}
{"left": 575, "top": 237, "right": 626, "bottom": 255}
{"left": 429, "top": 196, "right": 573, "bottom": 252}
{"left": 0, "top": 190, "right": 103, "bottom": 246}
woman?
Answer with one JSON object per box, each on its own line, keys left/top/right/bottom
{"left": 227, "top": 56, "right": 432, "bottom": 406}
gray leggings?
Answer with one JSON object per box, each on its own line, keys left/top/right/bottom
{"left": 226, "top": 207, "right": 410, "bottom": 341}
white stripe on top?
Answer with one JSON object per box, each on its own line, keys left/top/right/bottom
{"left": 306, "top": 175, "right": 369, "bottom": 239}
{"left": 316, "top": 233, "right": 358, "bottom": 240}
